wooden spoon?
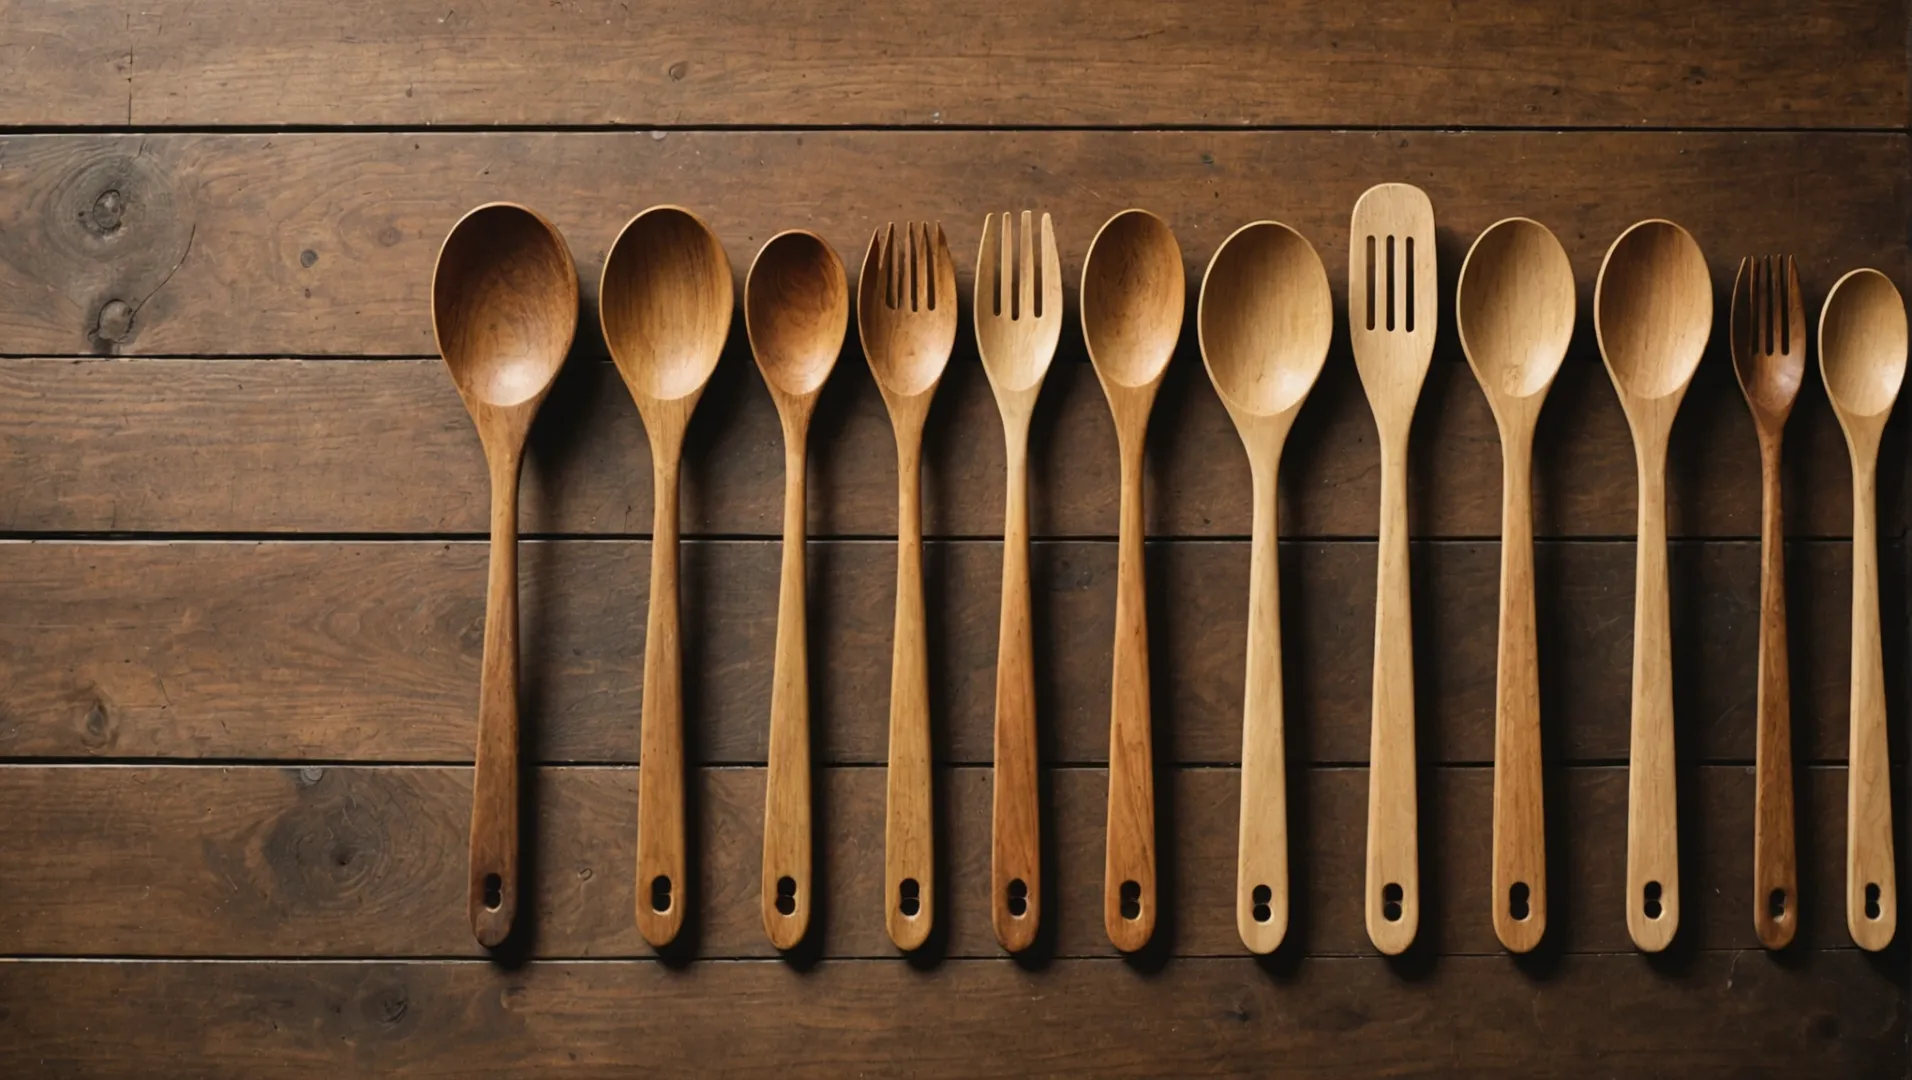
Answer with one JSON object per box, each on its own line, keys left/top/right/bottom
{"left": 1457, "top": 217, "right": 1575, "bottom": 954}
{"left": 600, "top": 205, "right": 734, "bottom": 948}
{"left": 973, "top": 211, "right": 1063, "bottom": 952}
{"left": 1729, "top": 255, "right": 1807, "bottom": 950}
{"left": 430, "top": 202, "right": 578, "bottom": 948}
{"left": 1081, "top": 208, "right": 1183, "bottom": 953}
{"left": 1819, "top": 267, "right": 1905, "bottom": 952}
{"left": 745, "top": 229, "right": 847, "bottom": 950}
{"left": 857, "top": 221, "right": 957, "bottom": 951}
{"left": 1348, "top": 183, "right": 1437, "bottom": 956}
{"left": 1197, "top": 220, "right": 1331, "bottom": 955}
{"left": 1594, "top": 219, "right": 1711, "bottom": 953}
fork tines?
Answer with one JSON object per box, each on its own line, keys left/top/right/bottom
{"left": 875, "top": 221, "right": 945, "bottom": 313}
{"left": 1737, "top": 254, "right": 1804, "bottom": 357}
{"left": 978, "top": 211, "right": 1056, "bottom": 322}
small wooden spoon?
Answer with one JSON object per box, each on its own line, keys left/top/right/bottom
{"left": 1729, "top": 255, "right": 1807, "bottom": 950}
{"left": 857, "top": 221, "right": 957, "bottom": 951}
{"left": 430, "top": 202, "right": 579, "bottom": 948}
{"left": 746, "top": 229, "right": 847, "bottom": 950}
{"left": 1349, "top": 183, "right": 1437, "bottom": 956}
{"left": 1819, "top": 267, "right": 1905, "bottom": 952}
{"left": 1457, "top": 217, "right": 1575, "bottom": 954}
{"left": 1197, "top": 220, "right": 1331, "bottom": 955}
{"left": 600, "top": 205, "right": 734, "bottom": 948}
{"left": 1081, "top": 208, "right": 1183, "bottom": 953}
{"left": 1594, "top": 219, "right": 1712, "bottom": 953}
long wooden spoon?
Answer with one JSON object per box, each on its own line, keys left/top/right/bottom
{"left": 1457, "top": 217, "right": 1575, "bottom": 954}
{"left": 746, "top": 229, "right": 847, "bottom": 950}
{"left": 1349, "top": 183, "right": 1437, "bottom": 956}
{"left": 1081, "top": 208, "right": 1183, "bottom": 953}
{"left": 600, "top": 205, "right": 734, "bottom": 948}
{"left": 1730, "top": 255, "right": 1807, "bottom": 950}
{"left": 1819, "top": 267, "right": 1905, "bottom": 952}
{"left": 858, "top": 221, "right": 957, "bottom": 951}
{"left": 430, "top": 202, "right": 578, "bottom": 948}
{"left": 973, "top": 211, "right": 1063, "bottom": 952}
{"left": 1594, "top": 219, "right": 1711, "bottom": 953}
{"left": 1197, "top": 220, "right": 1330, "bottom": 955}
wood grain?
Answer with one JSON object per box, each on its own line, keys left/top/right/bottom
{"left": 0, "top": 763, "right": 1893, "bottom": 959}
{"left": 0, "top": 539, "right": 1898, "bottom": 767}
{"left": 1, "top": 0, "right": 1903, "bottom": 129}
{"left": 0, "top": 133, "right": 1904, "bottom": 359}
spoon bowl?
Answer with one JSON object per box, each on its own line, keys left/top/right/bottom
{"left": 1458, "top": 217, "right": 1575, "bottom": 404}
{"left": 747, "top": 229, "right": 848, "bottom": 400}
{"left": 1198, "top": 220, "right": 1331, "bottom": 421}
{"left": 1821, "top": 268, "right": 1908, "bottom": 422}
{"left": 433, "top": 203, "right": 578, "bottom": 409}
{"left": 1595, "top": 220, "right": 1711, "bottom": 403}
{"left": 601, "top": 206, "right": 733, "bottom": 403}
{"left": 1083, "top": 209, "right": 1184, "bottom": 391}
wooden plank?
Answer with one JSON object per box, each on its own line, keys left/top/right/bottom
{"left": 0, "top": 955, "right": 1899, "bottom": 1079}
{"left": 0, "top": 133, "right": 1902, "bottom": 360}
{"left": 0, "top": 1, "right": 1904, "bottom": 129}
{"left": 0, "top": 763, "right": 1882, "bottom": 958}
{"left": 0, "top": 1, "right": 130, "bottom": 126}
{"left": 1, "top": 540, "right": 1900, "bottom": 766}
{"left": 0, "top": 357, "right": 1900, "bottom": 541}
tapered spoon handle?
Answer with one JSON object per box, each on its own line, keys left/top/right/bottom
{"left": 636, "top": 448, "right": 687, "bottom": 947}
{"left": 1847, "top": 455, "right": 1896, "bottom": 950}
{"left": 1237, "top": 458, "right": 1289, "bottom": 954}
{"left": 762, "top": 437, "right": 813, "bottom": 949}
{"left": 468, "top": 444, "right": 523, "bottom": 948}
{"left": 991, "top": 432, "right": 1041, "bottom": 952}
{"left": 1627, "top": 450, "right": 1680, "bottom": 952}
{"left": 1105, "top": 432, "right": 1156, "bottom": 952}
{"left": 885, "top": 424, "right": 935, "bottom": 951}
{"left": 1752, "top": 438, "right": 1797, "bottom": 949}
{"left": 1492, "top": 434, "right": 1546, "bottom": 953}
{"left": 1365, "top": 436, "right": 1419, "bottom": 955}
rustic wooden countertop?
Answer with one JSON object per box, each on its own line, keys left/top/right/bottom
{"left": 0, "top": 2, "right": 1906, "bottom": 1075}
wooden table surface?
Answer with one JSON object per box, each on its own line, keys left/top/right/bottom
{"left": 1, "top": 2, "right": 1908, "bottom": 1075}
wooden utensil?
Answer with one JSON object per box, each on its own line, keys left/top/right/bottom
{"left": 1456, "top": 217, "right": 1574, "bottom": 954}
{"left": 600, "top": 205, "right": 734, "bottom": 948}
{"left": 973, "top": 211, "right": 1063, "bottom": 953}
{"left": 745, "top": 229, "right": 847, "bottom": 950}
{"left": 1080, "top": 208, "right": 1183, "bottom": 953}
{"left": 1818, "top": 267, "right": 1905, "bottom": 952}
{"left": 857, "top": 221, "right": 957, "bottom": 951}
{"left": 1594, "top": 219, "right": 1711, "bottom": 953}
{"left": 1348, "top": 183, "right": 1437, "bottom": 956}
{"left": 1730, "top": 254, "right": 1807, "bottom": 950}
{"left": 1197, "top": 220, "right": 1331, "bottom": 956}
{"left": 430, "top": 202, "right": 578, "bottom": 948}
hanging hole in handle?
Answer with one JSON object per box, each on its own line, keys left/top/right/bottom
{"left": 774, "top": 875, "right": 797, "bottom": 917}
{"left": 1250, "top": 884, "right": 1272, "bottom": 923}
{"left": 1864, "top": 883, "right": 1881, "bottom": 920}
{"left": 1508, "top": 882, "right": 1531, "bottom": 921}
{"left": 898, "top": 877, "right": 921, "bottom": 918}
{"left": 482, "top": 873, "right": 503, "bottom": 911}
{"left": 1006, "top": 878, "right": 1028, "bottom": 918}
{"left": 1119, "top": 880, "right": 1141, "bottom": 921}
{"left": 1768, "top": 888, "right": 1788, "bottom": 922}
{"left": 650, "top": 875, "right": 673, "bottom": 914}
{"left": 1643, "top": 880, "right": 1663, "bottom": 920}
{"left": 1381, "top": 882, "right": 1403, "bottom": 923}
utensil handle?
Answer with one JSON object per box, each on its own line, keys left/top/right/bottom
{"left": 1492, "top": 435, "right": 1545, "bottom": 953}
{"left": 1752, "top": 438, "right": 1796, "bottom": 949}
{"left": 1365, "top": 437, "right": 1419, "bottom": 954}
{"left": 1847, "top": 456, "right": 1896, "bottom": 950}
{"left": 1105, "top": 433, "right": 1156, "bottom": 952}
{"left": 762, "top": 438, "right": 812, "bottom": 950}
{"left": 1627, "top": 451, "right": 1679, "bottom": 952}
{"left": 885, "top": 426, "right": 934, "bottom": 951}
{"left": 991, "top": 434, "right": 1040, "bottom": 952}
{"left": 468, "top": 447, "right": 522, "bottom": 948}
{"left": 636, "top": 450, "right": 686, "bottom": 947}
{"left": 1237, "top": 459, "right": 1288, "bottom": 955}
